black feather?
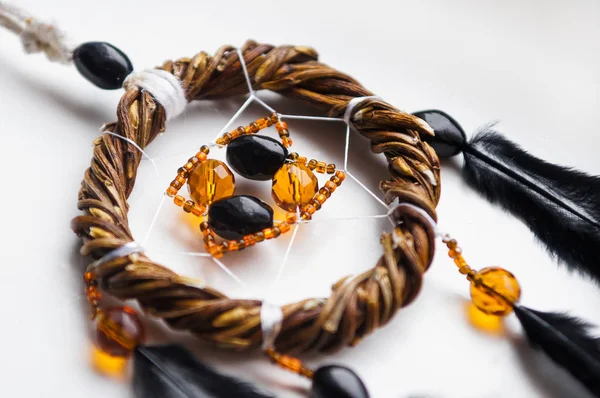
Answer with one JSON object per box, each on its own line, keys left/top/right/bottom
{"left": 514, "top": 305, "right": 600, "bottom": 397}
{"left": 462, "top": 129, "right": 600, "bottom": 282}
{"left": 133, "top": 344, "right": 275, "bottom": 398}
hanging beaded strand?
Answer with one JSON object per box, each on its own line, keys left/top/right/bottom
{"left": 443, "top": 235, "right": 522, "bottom": 316}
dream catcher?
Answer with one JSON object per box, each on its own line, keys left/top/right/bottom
{"left": 2, "top": 2, "right": 600, "bottom": 397}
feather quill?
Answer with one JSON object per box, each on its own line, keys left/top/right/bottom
{"left": 513, "top": 305, "right": 600, "bottom": 396}
{"left": 133, "top": 344, "right": 275, "bottom": 398}
{"left": 462, "top": 129, "right": 600, "bottom": 282}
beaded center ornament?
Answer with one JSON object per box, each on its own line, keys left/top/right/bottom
{"left": 165, "top": 113, "right": 345, "bottom": 257}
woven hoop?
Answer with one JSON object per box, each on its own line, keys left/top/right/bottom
{"left": 72, "top": 40, "right": 441, "bottom": 353}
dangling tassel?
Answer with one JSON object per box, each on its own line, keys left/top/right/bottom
{"left": 513, "top": 305, "right": 600, "bottom": 396}
{"left": 414, "top": 110, "right": 600, "bottom": 283}
{"left": 441, "top": 237, "right": 600, "bottom": 397}
{"left": 133, "top": 344, "right": 275, "bottom": 398}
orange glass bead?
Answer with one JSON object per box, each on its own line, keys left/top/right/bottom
{"left": 446, "top": 239, "right": 458, "bottom": 249}
{"left": 243, "top": 235, "right": 256, "bottom": 247}
{"left": 300, "top": 212, "right": 311, "bottom": 221}
{"left": 278, "top": 222, "right": 291, "bottom": 233}
{"left": 256, "top": 117, "right": 269, "bottom": 129}
{"left": 286, "top": 212, "right": 298, "bottom": 224}
{"left": 271, "top": 163, "right": 319, "bottom": 212}
{"left": 187, "top": 159, "right": 235, "bottom": 206}
{"left": 216, "top": 133, "right": 232, "bottom": 146}
{"left": 270, "top": 113, "right": 279, "bottom": 123}
{"left": 174, "top": 195, "right": 185, "bottom": 206}
{"left": 315, "top": 193, "right": 327, "bottom": 205}
{"left": 184, "top": 161, "right": 195, "bottom": 171}
{"left": 303, "top": 204, "right": 317, "bottom": 215}
{"left": 454, "top": 256, "right": 468, "bottom": 268}
{"left": 90, "top": 344, "right": 128, "bottom": 378}
{"left": 279, "top": 128, "right": 290, "bottom": 137}
{"left": 326, "top": 164, "right": 336, "bottom": 174}
{"left": 263, "top": 228, "right": 275, "bottom": 239}
{"left": 254, "top": 231, "right": 265, "bottom": 242}
{"left": 319, "top": 187, "right": 331, "bottom": 198}
{"left": 183, "top": 200, "right": 194, "bottom": 213}
{"left": 191, "top": 204, "right": 205, "bottom": 217}
{"left": 325, "top": 180, "right": 337, "bottom": 193}
{"left": 297, "top": 156, "right": 307, "bottom": 165}
{"left": 177, "top": 167, "right": 188, "bottom": 177}
{"left": 315, "top": 161, "right": 327, "bottom": 174}
{"left": 196, "top": 152, "right": 208, "bottom": 162}
{"left": 282, "top": 137, "right": 293, "bottom": 148}
{"left": 175, "top": 175, "right": 186, "bottom": 184}
{"left": 307, "top": 159, "right": 317, "bottom": 170}
{"left": 200, "top": 145, "right": 210, "bottom": 154}
{"left": 166, "top": 185, "right": 177, "bottom": 196}
{"left": 310, "top": 198, "right": 321, "bottom": 210}
{"left": 470, "top": 267, "right": 521, "bottom": 316}
{"left": 288, "top": 152, "right": 299, "bottom": 161}
{"left": 170, "top": 180, "right": 183, "bottom": 189}
{"left": 249, "top": 122, "right": 260, "bottom": 133}
{"left": 84, "top": 271, "right": 95, "bottom": 284}
{"left": 208, "top": 242, "right": 223, "bottom": 258}
{"left": 95, "top": 306, "right": 144, "bottom": 357}
{"left": 276, "top": 121, "right": 288, "bottom": 132}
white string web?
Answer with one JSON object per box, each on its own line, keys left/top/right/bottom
{"left": 110, "top": 49, "right": 398, "bottom": 293}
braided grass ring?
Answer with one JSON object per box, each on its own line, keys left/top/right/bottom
{"left": 72, "top": 40, "right": 440, "bottom": 353}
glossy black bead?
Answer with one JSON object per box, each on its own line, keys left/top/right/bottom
{"left": 413, "top": 109, "right": 466, "bottom": 157}
{"left": 311, "top": 365, "right": 370, "bottom": 398}
{"left": 207, "top": 195, "right": 273, "bottom": 240}
{"left": 73, "top": 42, "right": 133, "bottom": 90}
{"left": 226, "top": 135, "right": 288, "bottom": 181}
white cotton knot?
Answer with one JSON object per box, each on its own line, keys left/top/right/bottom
{"left": 88, "top": 241, "right": 145, "bottom": 270}
{"left": 260, "top": 301, "right": 283, "bottom": 350}
{"left": 20, "top": 18, "right": 72, "bottom": 63}
{"left": 343, "top": 95, "right": 383, "bottom": 125}
{"left": 124, "top": 69, "right": 187, "bottom": 120}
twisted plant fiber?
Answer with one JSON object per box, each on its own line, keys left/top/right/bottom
{"left": 72, "top": 40, "right": 441, "bottom": 353}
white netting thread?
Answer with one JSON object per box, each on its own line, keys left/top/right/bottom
{"left": 103, "top": 48, "right": 411, "bottom": 344}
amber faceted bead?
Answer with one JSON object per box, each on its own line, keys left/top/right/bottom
{"left": 187, "top": 159, "right": 235, "bottom": 206}
{"left": 272, "top": 163, "right": 318, "bottom": 212}
{"left": 95, "top": 306, "right": 144, "bottom": 357}
{"left": 470, "top": 267, "right": 521, "bottom": 316}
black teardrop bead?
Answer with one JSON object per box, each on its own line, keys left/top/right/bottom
{"left": 73, "top": 42, "right": 133, "bottom": 90}
{"left": 207, "top": 195, "right": 273, "bottom": 240}
{"left": 226, "top": 135, "right": 288, "bottom": 181}
{"left": 413, "top": 109, "right": 466, "bottom": 157}
{"left": 311, "top": 365, "right": 370, "bottom": 398}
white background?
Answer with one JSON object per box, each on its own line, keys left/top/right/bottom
{"left": 0, "top": 1, "right": 599, "bottom": 397}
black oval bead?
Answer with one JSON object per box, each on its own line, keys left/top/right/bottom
{"left": 226, "top": 135, "right": 288, "bottom": 181}
{"left": 73, "top": 42, "right": 133, "bottom": 90}
{"left": 207, "top": 195, "right": 273, "bottom": 240}
{"left": 412, "top": 109, "right": 466, "bottom": 157}
{"left": 311, "top": 365, "right": 370, "bottom": 398}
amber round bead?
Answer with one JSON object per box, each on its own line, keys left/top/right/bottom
{"left": 95, "top": 306, "right": 144, "bottom": 357}
{"left": 187, "top": 159, "right": 235, "bottom": 206}
{"left": 271, "top": 163, "right": 318, "bottom": 212}
{"left": 470, "top": 267, "right": 521, "bottom": 316}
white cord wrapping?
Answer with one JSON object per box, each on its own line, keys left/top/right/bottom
{"left": 124, "top": 69, "right": 187, "bottom": 120}
{"left": 88, "top": 241, "right": 145, "bottom": 270}
{"left": 260, "top": 301, "right": 283, "bottom": 350}
{"left": 0, "top": 1, "right": 73, "bottom": 63}
{"left": 343, "top": 95, "right": 382, "bottom": 125}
